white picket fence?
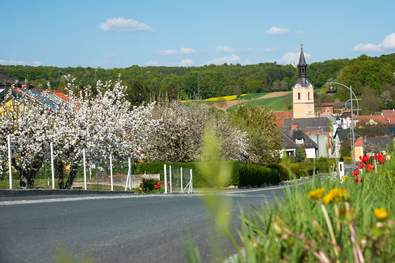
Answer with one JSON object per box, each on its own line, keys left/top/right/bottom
{"left": 4, "top": 135, "right": 193, "bottom": 194}
{"left": 163, "top": 164, "right": 193, "bottom": 194}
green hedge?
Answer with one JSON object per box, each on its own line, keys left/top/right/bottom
{"left": 286, "top": 158, "right": 336, "bottom": 179}
{"left": 133, "top": 161, "right": 288, "bottom": 188}
{"left": 234, "top": 163, "right": 282, "bottom": 187}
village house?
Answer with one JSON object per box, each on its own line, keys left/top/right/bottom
{"left": 354, "top": 135, "right": 394, "bottom": 159}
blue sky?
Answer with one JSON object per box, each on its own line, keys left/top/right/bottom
{"left": 1, "top": 0, "right": 394, "bottom": 68}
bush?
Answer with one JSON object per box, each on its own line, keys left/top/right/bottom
{"left": 140, "top": 179, "right": 159, "bottom": 193}
{"left": 236, "top": 163, "right": 281, "bottom": 187}
{"left": 133, "top": 161, "right": 288, "bottom": 188}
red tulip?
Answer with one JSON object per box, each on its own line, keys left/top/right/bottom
{"left": 352, "top": 169, "right": 360, "bottom": 176}
{"left": 366, "top": 163, "right": 374, "bottom": 172}
{"left": 358, "top": 162, "right": 365, "bottom": 169}
{"left": 377, "top": 153, "right": 385, "bottom": 164}
{"left": 361, "top": 154, "right": 370, "bottom": 164}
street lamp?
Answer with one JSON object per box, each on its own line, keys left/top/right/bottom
{"left": 327, "top": 80, "right": 360, "bottom": 169}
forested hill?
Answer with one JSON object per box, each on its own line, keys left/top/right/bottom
{"left": 1, "top": 53, "right": 395, "bottom": 108}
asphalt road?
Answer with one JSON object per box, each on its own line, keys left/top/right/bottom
{"left": 0, "top": 187, "right": 285, "bottom": 263}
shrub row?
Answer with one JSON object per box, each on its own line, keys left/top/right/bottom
{"left": 133, "top": 161, "right": 289, "bottom": 188}
{"left": 287, "top": 158, "right": 336, "bottom": 178}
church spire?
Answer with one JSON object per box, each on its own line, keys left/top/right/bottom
{"left": 297, "top": 44, "right": 308, "bottom": 86}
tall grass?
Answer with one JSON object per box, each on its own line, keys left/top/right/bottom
{"left": 234, "top": 159, "right": 395, "bottom": 262}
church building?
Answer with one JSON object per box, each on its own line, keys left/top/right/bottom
{"left": 281, "top": 46, "right": 333, "bottom": 159}
{"left": 292, "top": 45, "right": 315, "bottom": 118}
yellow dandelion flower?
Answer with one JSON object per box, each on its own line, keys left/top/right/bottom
{"left": 308, "top": 188, "right": 325, "bottom": 200}
{"left": 374, "top": 208, "right": 389, "bottom": 221}
{"left": 322, "top": 188, "right": 348, "bottom": 205}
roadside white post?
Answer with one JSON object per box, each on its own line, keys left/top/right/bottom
{"left": 125, "top": 156, "right": 132, "bottom": 191}
{"left": 82, "top": 149, "right": 87, "bottom": 190}
{"left": 7, "top": 134, "right": 12, "bottom": 190}
{"left": 164, "top": 164, "right": 168, "bottom": 194}
{"left": 169, "top": 165, "right": 173, "bottom": 193}
{"left": 109, "top": 153, "right": 114, "bottom": 191}
{"left": 180, "top": 167, "right": 183, "bottom": 193}
{"left": 50, "top": 142, "right": 55, "bottom": 189}
{"left": 189, "top": 169, "right": 193, "bottom": 193}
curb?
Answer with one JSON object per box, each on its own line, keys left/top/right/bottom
{"left": 0, "top": 189, "right": 134, "bottom": 197}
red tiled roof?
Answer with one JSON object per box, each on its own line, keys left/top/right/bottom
{"left": 357, "top": 110, "right": 395, "bottom": 125}
{"left": 272, "top": 111, "right": 292, "bottom": 128}
{"left": 382, "top": 109, "right": 395, "bottom": 116}
{"left": 48, "top": 90, "right": 69, "bottom": 102}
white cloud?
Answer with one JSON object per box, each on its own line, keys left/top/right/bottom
{"left": 179, "top": 59, "right": 193, "bottom": 67}
{"left": 100, "top": 17, "right": 152, "bottom": 32}
{"left": 0, "top": 59, "right": 41, "bottom": 66}
{"left": 179, "top": 47, "right": 195, "bottom": 54}
{"left": 159, "top": 47, "right": 195, "bottom": 56}
{"left": 353, "top": 32, "right": 395, "bottom": 52}
{"left": 352, "top": 43, "right": 382, "bottom": 52}
{"left": 265, "top": 26, "right": 289, "bottom": 35}
{"left": 216, "top": 45, "right": 235, "bottom": 53}
{"left": 279, "top": 52, "right": 311, "bottom": 65}
{"left": 207, "top": 54, "right": 240, "bottom": 65}
{"left": 263, "top": 48, "right": 274, "bottom": 52}
{"left": 145, "top": 60, "right": 159, "bottom": 66}
{"left": 382, "top": 32, "right": 395, "bottom": 49}
{"left": 159, "top": 49, "right": 178, "bottom": 55}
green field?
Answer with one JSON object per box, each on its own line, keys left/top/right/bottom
{"left": 227, "top": 93, "right": 292, "bottom": 112}
{"left": 238, "top": 93, "right": 266, "bottom": 100}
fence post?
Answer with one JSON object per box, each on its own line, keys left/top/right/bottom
{"left": 50, "top": 142, "right": 55, "bottom": 189}
{"left": 7, "top": 134, "right": 12, "bottom": 190}
{"left": 164, "top": 164, "right": 168, "bottom": 194}
{"left": 169, "top": 165, "right": 172, "bottom": 193}
{"left": 189, "top": 169, "right": 193, "bottom": 193}
{"left": 180, "top": 167, "right": 183, "bottom": 193}
{"left": 83, "top": 149, "right": 87, "bottom": 190}
{"left": 125, "top": 156, "right": 132, "bottom": 191}
{"left": 109, "top": 153, "right": 113, "bottom": 191}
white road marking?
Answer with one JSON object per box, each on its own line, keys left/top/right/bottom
{"left": 0, "top": 184, "right": 294, "bottom": 206}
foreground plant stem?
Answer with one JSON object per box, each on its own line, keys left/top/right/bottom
{"left": 320, "top": 204, "right": 340, "bottom": 261}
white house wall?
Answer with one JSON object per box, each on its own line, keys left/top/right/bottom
{"left": 305, "top": 148, "right": 316, "bottom": 158}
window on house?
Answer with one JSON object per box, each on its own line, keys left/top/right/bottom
{"left": 298, "top": 92, "right": 301, "bottom": 100}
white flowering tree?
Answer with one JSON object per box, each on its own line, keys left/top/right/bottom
{"left": 0, "top": 92, "right": 54, "bottom": 187}
{"left": 51, "top": 78, "right": 158, "bottom": 188}
{"left": 148, "top": 102, "right": 248, "bottom": 162}
{"left": 0, "top": 76, "right": 249, "bottom": 189}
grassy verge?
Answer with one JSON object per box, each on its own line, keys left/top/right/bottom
{"left": 233, "top": 158, "right": 395, "bottom": 262}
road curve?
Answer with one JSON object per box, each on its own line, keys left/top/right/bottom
{"left": 0, "top": 187, "right": 285, "bottom": 263}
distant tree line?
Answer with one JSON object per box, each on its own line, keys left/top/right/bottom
{"left": 1, "top": 53, "right": 395, "bottom": 112}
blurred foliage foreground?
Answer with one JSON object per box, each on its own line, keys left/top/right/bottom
{"left": 192, "top": 128, "right": 395, "bottom": 263}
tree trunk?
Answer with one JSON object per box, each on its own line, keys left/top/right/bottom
{"left": 55, "top": 159, "right": 65, "bottom": 189}
{"left": 65, "top": 163, "right": 79, "bottom": 189}
{"left": 12, "top": 157, "right": 43, "bottom": 188}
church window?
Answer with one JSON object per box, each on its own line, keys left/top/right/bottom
{"left": 308, "top": 92, "right": 310, "bottom": 100}
{"left": 298, "top": 92, "right": 301, "bottom": 100}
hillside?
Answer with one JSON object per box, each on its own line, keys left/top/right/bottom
{"left": 184, "top": 91, "right": 292, "bottom": 112}
{"left": 1, "top": 53, "right": 395, "bottom": 113}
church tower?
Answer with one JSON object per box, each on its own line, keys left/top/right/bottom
{"left": 292, "top": 45, "right": 315, "bottom": 118}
